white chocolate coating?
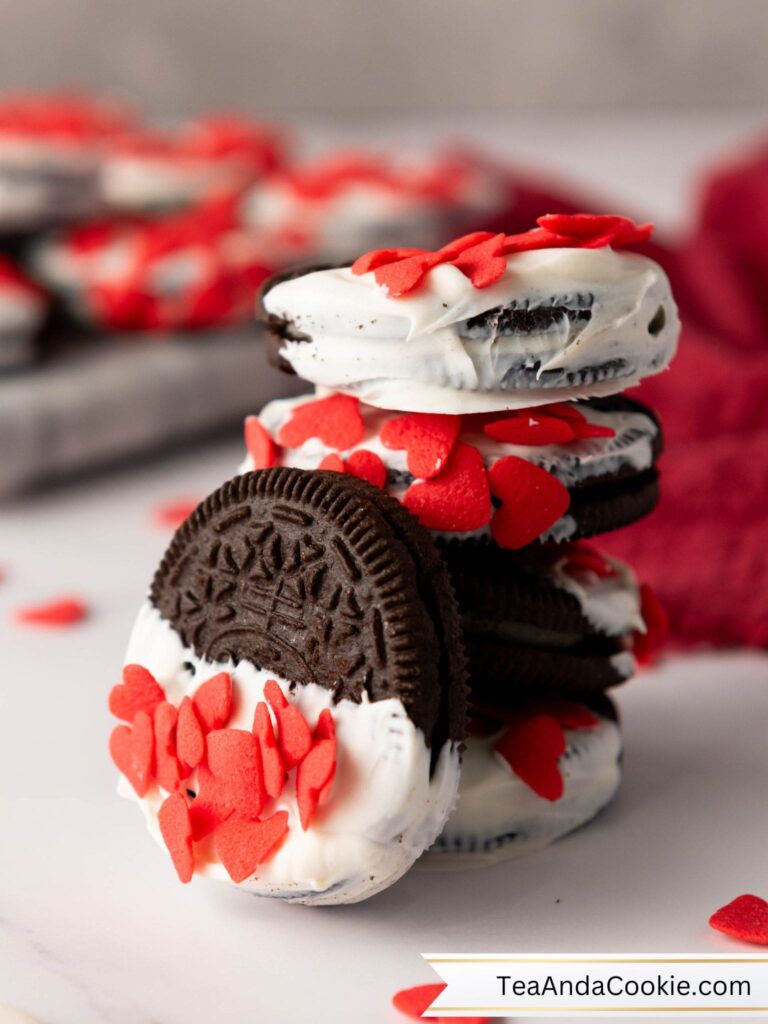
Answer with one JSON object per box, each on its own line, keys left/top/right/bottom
{"left": 550, "top": 550, "right": 645, "bottom": 638}
{"left": 264, "top": 247, "right": 679, "bottom": 413}
{"left": 245, "top": 180, "right": 451, "bottom": 260}
{"left": 117, "top": 603, "right": 460, "bottom": 905}
{"left": 425, "top": 710, "right": 622, "bottom": 866}
{"left": 101, "top": 154, "right": 227, "bottom": 211}
{"left": 241, "top": 392, "right": 659, "bottom": 545}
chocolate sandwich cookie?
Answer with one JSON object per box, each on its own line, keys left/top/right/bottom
{"left": 0, "top": 93, "right": 132, "bottom": 232}
{"left": 427, "top": 694, "right": 621, "bottom": 865}
{"left": 31, "top": 208, "right": 274, "bottom": 332}
{"left": 442, "top": 542, "right": 647, "bottom": 699}
{"left": 243, "top": 151, "right": 505, "bottom": 264}
{"left": 243, "top": 391, "right": 662, "bottom": 549}
{"left": 101, "top": 115, "right": 283, "bottom": 214}
{"left": 110, "top": 467, "right": 466, "bottom": 905}
{"left": 260, "top": 213, "right": 680, "bottom": 415}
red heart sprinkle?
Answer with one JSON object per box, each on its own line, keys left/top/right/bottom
{"left": 451, "top": 233, "right": 507, "bottom": 289}
{"left": 403, "top": 442, "right": 490, "bottom": 532}
{"left": 154, "top": 701, "right": 183, "bottom": 791}
{"left": 252, "top": 702, "right": 286, "bottom": 800}
{"left": 193, "top": 672, "right": 233, "bottom": 732}
{"left": 634, "top": 582, "right": 669, "bottom": 665}
{"left": 710, "top": 895, "right": 768, "bottom": 945}
{"left": 528, "top": 697, "right": 600, "bottom": 731}
{"left": 319, "top": 450, "right": 387, "bottom": 488}
{"left": 392, "top": 983, "right": 488, "bottom": 1023}
{"left": 495, "top": 714, "right": 567, "bottom": 801}
{"left": 313, "top": 708, "right": 337, "bottom": 804}
{"left": 158, "top": 792, "right": 195, "bottom": 883}
{"left": 14, "top": 597, "right": 89, "bottom": 627}
{"left": 314, "top": 707, "right": 335, "bottom": 742}
{"left": 561, "top": 543, "right": 617, "bottom": 579}
{"left": 318, "top": 453, "right": 345, "bottom": 472}
{"left": 570, "top": 420, "right": 616, "bottom": 440}
{"left": 152, "top": 497, "right": 201, "bottom": 529}
{"left": 351, "top": 247, "right": 428, "bottom": 275}
{"left": 296, "top": 736, "right": 337, "bottom": 830}
{"left": 213, "top": 811, "right": 290, "bottom": 883}
{"left": 277, "top": 394, "right": 364, "bottom": 450}
{"left": 244, "top": 416, "right": 277, "bottom": 469}
{"left": 380, "top": 412, "right": 460, "bottom": 479}
{"left": 188, "top": 772, "right": 228, "bottom": 841}
{"left": 353, "top": 215, "right": 653, "bottom": 298}
{"left": 200, "top": 728, "right": 266, "bottom": 821}
{"left": 374, "top": 252, "right": 439, "bottom": 296}
{"left": 489, "top": 456, "right": 571, "bottom": 549}
{"left": 392, "top": 984, "right": 446, "bottom": 1020}
{"left": 176, "top": 696, "right": 205, "bottom": 770}
{"left": 109, "top": 711, "right": 155, "bottom": 797}
{"left": 109, "top": 663, "right": 165, "bottom": 722}
{"left": 345, "top": 449, "right": 387, "bottom": 489}
{"left": 264, "top": 679, "right": 313, "bottom": 768}
{"left": 484, "top": 413, "right": 576, "bottom": 446}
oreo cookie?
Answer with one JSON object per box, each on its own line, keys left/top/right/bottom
{"left": 245, "top": 392, "right": 663, "bottom": 548}
{"left": 441, "top": 542, "right": 645, "bottom": 700}
{"left": 112, "top": 468, "right": 467, "bottom": 905}
{"left": 426, "top": 694, "right": 622, "bottom": 865}
{"left": 258, "top": 237, "right": 680, "bottom": 415}
{"left": 150, "top": 467, "right": 466, "bottom": 749}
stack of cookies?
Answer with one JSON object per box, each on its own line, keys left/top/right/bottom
{"left": 109, "top": 213, "right": 680, "bottom": 902}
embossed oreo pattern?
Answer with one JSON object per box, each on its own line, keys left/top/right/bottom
{"left": 150, "top": 468, "right": 466, "bottom": 744}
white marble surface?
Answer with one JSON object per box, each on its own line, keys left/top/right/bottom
{"left": 1, "top": 437, "right": 767, "bottom": 1024}
{"left": 2, "top": 114, "right": 768, "bottom": 1023}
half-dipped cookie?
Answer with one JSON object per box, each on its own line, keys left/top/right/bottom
{"left": 261, "top": 214, "right": 680, "bottom": 414}
{"left": 427, "top": 695, "right": 621, "bottom": 865}
{"left": 443, "top": 542, "right": 652, "bottom": 699}
{"left": 243, "top": 392, "right": 663, "bottom": 548}
{"left": 109, "top": 468, "right": 466, "bottom": 905}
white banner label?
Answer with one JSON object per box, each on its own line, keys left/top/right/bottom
{"left": 422, "top": 954, "right": 768, "bottom": 1017}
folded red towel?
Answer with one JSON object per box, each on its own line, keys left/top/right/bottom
{"left": 604, "top": 325, "right": 768, "bottom": 650}
{"left": 496, "top": 147, "right": 768, "bottom": 651}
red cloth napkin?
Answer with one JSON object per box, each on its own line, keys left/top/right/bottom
{"left": 462, "top": 152, "right": 768, "bottom": 650}
{"left": 602, "top": 144, "right": 768, "bottom": 650}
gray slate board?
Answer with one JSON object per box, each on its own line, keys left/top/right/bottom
{"left": 0, "top": 326, "right": 305, "bottom": 498}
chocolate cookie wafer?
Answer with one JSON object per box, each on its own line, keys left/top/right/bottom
{"left": 110, "top": 468, "right": 467, "bottom": 905}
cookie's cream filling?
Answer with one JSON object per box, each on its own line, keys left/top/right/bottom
{"left": 119, "top": 602, "right": 460, "bottom": 906}
{"left": 263, "top": 247, "right": 679, "bottom": 413}
{"left": 426, "top": 712, "right": 621, "bottom": 865}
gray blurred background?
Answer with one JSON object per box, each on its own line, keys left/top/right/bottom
{"left": 0, "top": 0, "right": 765, "bottom": 117}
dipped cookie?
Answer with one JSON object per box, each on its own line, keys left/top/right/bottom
{"left": 31, "top": 201, "right": 273, "bottom": 332}
{"left": 261, "top": 214, "right": 680, "bottom": 414}
{"left": 442, "top": 542, "right": 658, "bottom": 699}
{"left": 242, "top": 150, "right": 505, "bottom": 264}
{"left": 109, "top": 468, "right": 466, "bottom": 904}
{"left": 242, "top": 392, "right": 662, "bottom": 548}
{"left": 428, "top": 696, "right": 621, "bottom": 865}
{"left": 101, "top": 115, "right": 284, "bottom": 214}
{"left": 0, "top": 92, "right": 132, "bottom": 231}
